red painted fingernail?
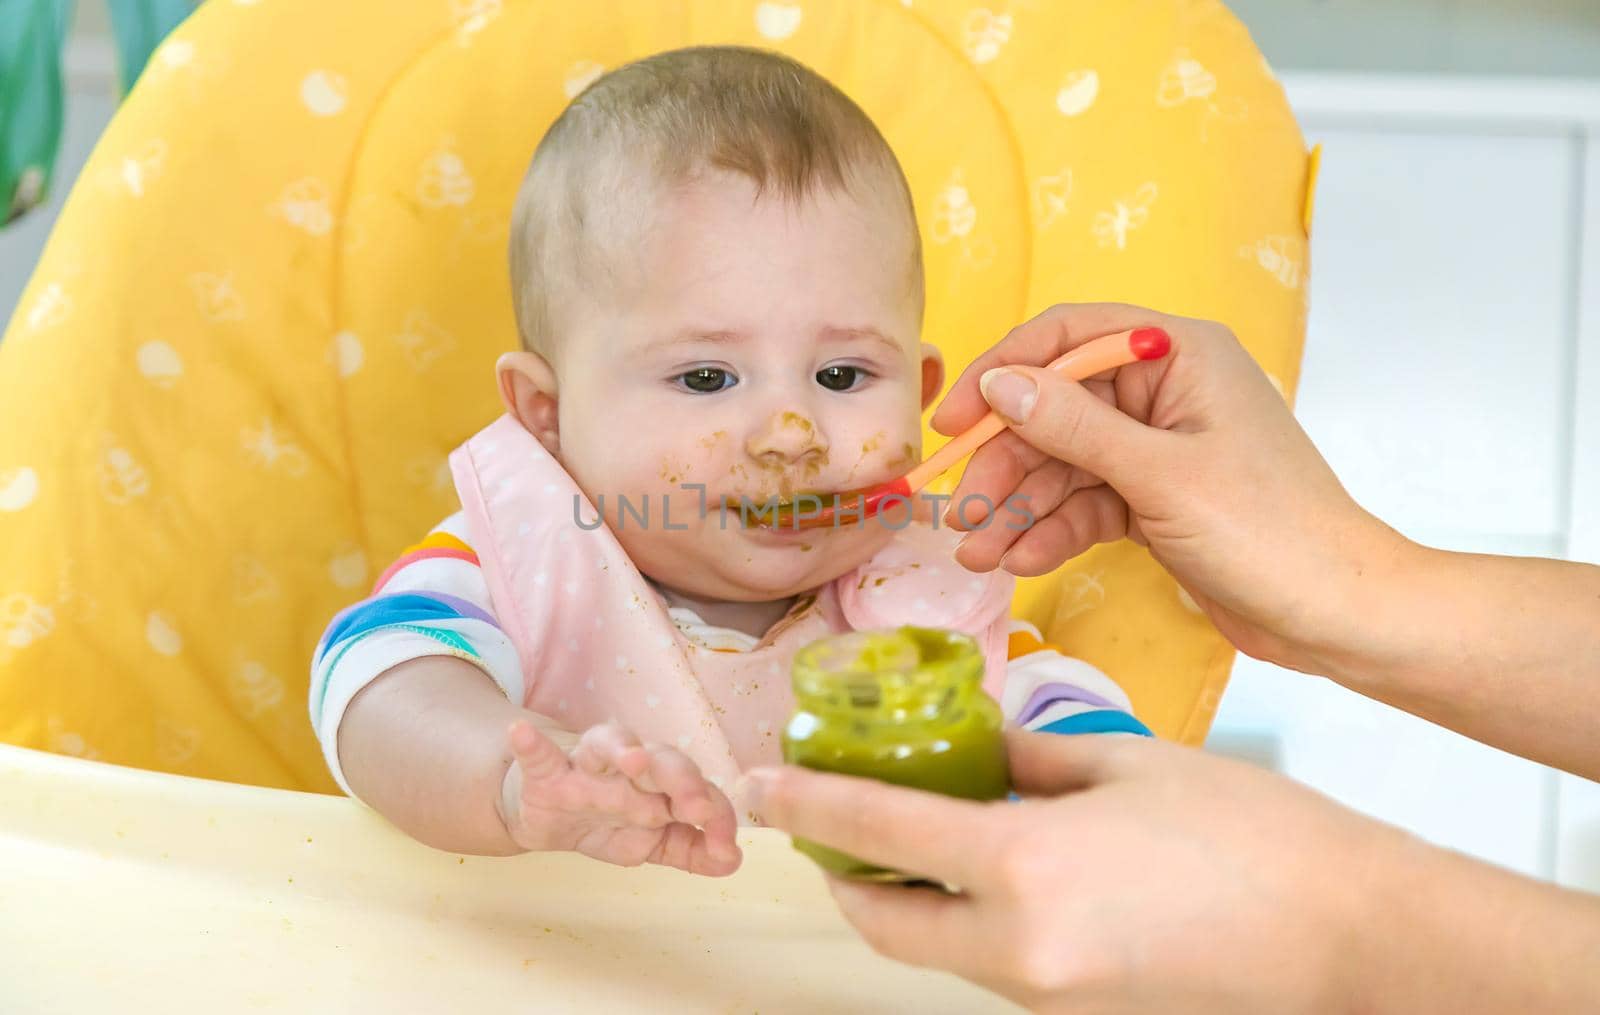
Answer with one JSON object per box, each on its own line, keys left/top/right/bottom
{"left": 1130, "top": 327, "right": 1171, "bottom": 360}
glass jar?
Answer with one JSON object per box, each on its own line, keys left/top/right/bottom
{"left": 781, "top": 626, "right": 1010, "bottom": 881}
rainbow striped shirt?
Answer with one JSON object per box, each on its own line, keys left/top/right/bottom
{"left": 310, "top": 512, "right": 1150, "bottom": 792}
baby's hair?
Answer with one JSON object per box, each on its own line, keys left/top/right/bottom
{"left": 509, "top": 45, "right": 922, "bottom": 355}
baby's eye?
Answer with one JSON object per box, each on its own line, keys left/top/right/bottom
{"left": 676, "top": 367, "right": 737, "bottom": 393}
{"left": 816, "top": 365, "right": 866, "bottom": 392}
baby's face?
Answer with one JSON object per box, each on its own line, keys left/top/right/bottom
{"left": 540, "top": 174, "right": 932, "bottom": 603}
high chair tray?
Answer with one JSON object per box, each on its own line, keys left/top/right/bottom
{"left": 0, "top": 743, "right": 1006, "bottom": 1012}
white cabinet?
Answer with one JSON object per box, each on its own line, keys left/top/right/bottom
{"left": 1298, "top": 128, "right": 1576, "bottom": 553}
{"left": 1209, "top": 76, "right": 1600, "bottom": 887}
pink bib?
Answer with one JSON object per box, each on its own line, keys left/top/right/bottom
{"left": 449, "top": 416, "right": 1014, "bottom": 804}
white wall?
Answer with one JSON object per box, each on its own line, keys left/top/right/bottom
{"left": 1231, "top": 0, "right": 1600, "bottom": 77}
{"left": 1208, "top": 75, "right": 1600, "bottom": 889}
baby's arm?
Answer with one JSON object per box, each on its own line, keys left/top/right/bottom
{"left": 312, "top": 516, "right": 738, "bottom": 871}
{"left": 339, "top": 654, "right": 555, "bottom": 854}
{"left": 1002, "top": 620, "right": 1154, "bottom": 737}
{"left": 310, "top": 515, "right": 554, "bottom": 854}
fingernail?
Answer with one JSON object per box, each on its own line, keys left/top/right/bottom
{"left": 979, "top": 369, "right": 1037, "bottom": 425}
{"left": 738, "top": 767, "right": 776, "bottom": 813}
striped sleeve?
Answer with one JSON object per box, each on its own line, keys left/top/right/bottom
{"left": 309, "top": 511, "right": 524, "bottom": 795}
{"left": 1001, "top": 620, "right": 1153, "bottom": 738}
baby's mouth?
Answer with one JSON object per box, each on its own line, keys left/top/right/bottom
{"left": 718, "top": 488, "right": 872, "bottom": 529}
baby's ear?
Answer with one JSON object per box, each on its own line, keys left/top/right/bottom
{"left": 918, "top": 343, "right": 945, "bottom": 412}
{"left": 497, "top": 351, "right": 560, "bottom": 456}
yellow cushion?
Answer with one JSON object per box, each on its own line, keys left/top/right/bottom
{"left": 0, "top": 0, "right": 1313, "bottom": 790}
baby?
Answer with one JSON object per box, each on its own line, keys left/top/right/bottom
{"left": 310, "top": 47, "right": 1149, "bottom": 875}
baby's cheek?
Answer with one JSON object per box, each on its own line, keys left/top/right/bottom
{"left": 655, "top": 452, "right": 693, "bottom": 486}
{"left": 562, "top": 438, "right": 678, "bottom": 521}
{"left": 656, "top": 432, "right": 739, "bottom": 491}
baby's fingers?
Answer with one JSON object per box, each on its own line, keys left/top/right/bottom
{"left": 644, "top": 748, "right": 740, "bottom": 867}
{"left": 570, "top": 722, "right": 642, "bottom": 777}
{"left": 696, "top": 780, "right": 742, "bottom": 868}
{"left": 633, "top": 746, "right": 723, "bottom": 827}
{"left": 509, "top": 720, "right": 570, "bottom": 783}
{"left": 650, "top": 821, "right": 742, "bottom": 878}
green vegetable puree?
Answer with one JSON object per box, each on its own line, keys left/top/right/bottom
{"left": 781, "top": 626, "right": 1010, "bottom": 881}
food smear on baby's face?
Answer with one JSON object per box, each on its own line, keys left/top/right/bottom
{"left": 842, "top": 430, "right": 887, "bottom": 486}
{"left": 657, "top": 454, "right": 692, "bottom": 485}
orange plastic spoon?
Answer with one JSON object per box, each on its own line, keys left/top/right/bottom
{"left": 754, "top": 327, "right": 1171, "bottom": 529}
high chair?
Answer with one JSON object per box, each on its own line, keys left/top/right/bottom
{"left": 0, "top": 1, "right": 1313, "bottom": 1007}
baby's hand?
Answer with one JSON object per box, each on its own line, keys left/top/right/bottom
{"left": 499, "top": 720, "right": 741, "bottom": 876}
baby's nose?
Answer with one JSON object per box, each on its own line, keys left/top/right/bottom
{"left": 745, "top": 409, "right": 829, "bottom": 464}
